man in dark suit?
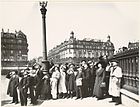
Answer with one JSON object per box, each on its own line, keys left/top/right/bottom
{"left": 82, "top": 63, "right": 91, "bottom": 98}
{"left": 88, "top": 61, "right": 96, "bottom": 97}
{"left": 27, "top": 67, "right": 37, "bottom": 105}
{"left": 18, "top": 71, "right": 28, "bottom": 106}
{"left": 75, "top": 66, "right": 83, "bottom": 100}
{"left": 7, "top": 71, "right": 19, "bottom": 104}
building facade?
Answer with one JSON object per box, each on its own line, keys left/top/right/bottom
{"left": 48, "top": 31, "right": 115, "bottom": 64}
{"left": 115, "top": 41, "right": 139, "bottom": 54}
{"left": 1, "top": 29, "right": 28, "bottom": 74}
{"left": 128, "top": 42, "right": 139, "bottom": 49}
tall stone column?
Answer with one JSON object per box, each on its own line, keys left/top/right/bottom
{"left": 40, "top": 1, "right": 49, "bottom": 72}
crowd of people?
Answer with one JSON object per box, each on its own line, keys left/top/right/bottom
{"left": 6, "top": 55, "right": 123, "bottom": 106}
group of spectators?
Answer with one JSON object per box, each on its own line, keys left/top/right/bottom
{"left": 6, "top": 55, "right": 123, "bottom": 106}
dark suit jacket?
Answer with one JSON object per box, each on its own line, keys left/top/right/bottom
{"left": 18, "top": 76, "right": 28, "bottom": 90}
{"left": 7, "top": 75, "right": 19, "bottom": 97}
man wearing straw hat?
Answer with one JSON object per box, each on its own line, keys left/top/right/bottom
{"left": 109, "top": 59, "right": 122, "bottom": 105}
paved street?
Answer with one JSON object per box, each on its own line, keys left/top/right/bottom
{"left": 41, "top": 97, "right": 125, "bottom": 107}
{"left": 1, "top": 75, "right": 125, "bottom": 107}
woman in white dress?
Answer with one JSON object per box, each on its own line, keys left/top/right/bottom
{"left": 58, "top": 65, "right": 67, "bottom": 98}
{"left": 50, "top": 65, "right": 60, "bottom": 100}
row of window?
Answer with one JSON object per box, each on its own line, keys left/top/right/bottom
{"left": 51, "top": 43, "right": 114, "bottom": 53}
{"left": 1, "top": 62, "right": 27, "bottom": 67}
{"left": 1, "top": 33, "right": 16, "bottom": 38}
{"left": 50, "top": 40, "right": 114, "bottom": 52}
{"left": 2, "top": 38, "right": 27, "bottom": 44}
{"left": 1, "top": 33, "right": 26, "bottom": 39}
{"left": 52, "top": 50, "right": 113, "bottom": 59}
{"left": 2, "top": 44, "right": 28, "bottom": 50}
{"left": 77, "top": 41, "right": 113, "bottom": 47}
{"left": 50, "top": 46, "right": 114, "bottom": 56}
{"left": 1, "top": 56, "right": 28, "bottom": 61}
{"left": 2, "top": 50, "right": 27, "bottom": 55}
{"left": 50, "top": 48, "right": 113, "bottom": 56}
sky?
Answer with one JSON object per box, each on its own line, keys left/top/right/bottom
{"left": 0, "top": 0, "right": 139, "bottom": 60}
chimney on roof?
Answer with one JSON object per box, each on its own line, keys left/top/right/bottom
{"left": 15, "top": 30, "right": 17, "bottom": 33}
{"left": 107, "top": 35, "right": 110, "bottom": 42}
{"left": 70, "top": 31, "right": 74, "bottom": 38}
{"left": 7, "top": 29, "right": 9, "bottom": 33}
{"left": 2, "top": 28, "right": 4, "bottom": 32}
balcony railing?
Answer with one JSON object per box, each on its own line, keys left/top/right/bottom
{"left": 110, "top": 48, "right": 139, "bottom": 95}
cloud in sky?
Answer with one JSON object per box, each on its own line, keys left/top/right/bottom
{"left": 0, "top": 1, "right": 139, "bottom": 59}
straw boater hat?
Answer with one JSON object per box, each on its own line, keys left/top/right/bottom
{"left": 60, "top": 65, "right": 66, "bottom": 70}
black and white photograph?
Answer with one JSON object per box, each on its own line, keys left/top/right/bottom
{"left": 0, "top": 0, "right": 139, "bottom": 107}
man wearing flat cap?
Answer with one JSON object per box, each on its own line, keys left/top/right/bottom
{"left": 108, "top": 59, "right": 122, "bottom": 105}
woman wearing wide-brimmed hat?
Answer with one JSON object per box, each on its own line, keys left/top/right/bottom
{"left": 93, "top": 62, "right": 105, "bottom": 100}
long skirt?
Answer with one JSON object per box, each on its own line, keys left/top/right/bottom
{"left": 51, "top": 78, "right": 58, "bottom": 99}
{"left": 93, "top": 76, "right": 104, "bottom": 98}
{"left": 40, "top": 79, "right": 51, "bottom": 100}
{"left": 68, "top": 74, "right": 75, "bottom": 92}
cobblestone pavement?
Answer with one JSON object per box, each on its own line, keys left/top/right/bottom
{"left": 1, "top": 75, "right": 125, "bottom": 107}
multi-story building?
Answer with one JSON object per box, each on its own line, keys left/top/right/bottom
{"left": 48, "top": 31, "right": 115, "bottom": 64}
{"left": 128, "top": 42, "right": 139, "bottom": 49}
{"left": 1, "top": 29, "right": 28, "bottom": 74}
{"left": 115, "top": 42, "right": 139, "bottom": 54}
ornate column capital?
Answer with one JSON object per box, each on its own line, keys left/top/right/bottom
{"left": 40, "top": 1, "right": 47, "bottom": 15}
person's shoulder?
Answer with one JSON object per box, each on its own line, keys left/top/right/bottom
{"left": 116, "top": 66, "right": 122, "bottom": 71}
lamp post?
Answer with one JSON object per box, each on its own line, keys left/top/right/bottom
{"left": 39, "top": 1, "right": 49, "bottom": 72}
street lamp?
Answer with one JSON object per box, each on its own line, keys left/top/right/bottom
{"left": 39, "top": 1, "right": 49, "bottom": 73}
